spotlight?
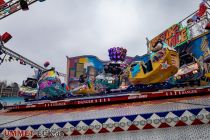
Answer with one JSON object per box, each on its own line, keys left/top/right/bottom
{"left": 8, "top": 56, "right": 13, "bottom": 62}
{"left": 20, "top": 60, "right": 25, "bottom": 65}
{"left": 1, "top": 32, "right": 12, "bottom": 43}
{"left": 19, "top": 0, "right": 29, "bottom": 11}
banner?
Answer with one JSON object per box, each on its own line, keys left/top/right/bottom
{"left": 149, "top": 24, "right": 190, "bottom": 49}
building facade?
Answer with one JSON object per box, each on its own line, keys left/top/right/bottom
{"left": 0, "top": 82, "right": 19, "bottom": 97}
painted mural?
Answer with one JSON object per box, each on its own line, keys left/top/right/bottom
{"left": 77, "top": 56, "right": 104, "bottom": 71}
{"left": 67, "top": 55, "right": 106, "bottom": 88}
{"left": 187, "top": 32, "right": 210, "bottom": 61}
{"left": 67, "top": 55, "right": 134, "bottom": 88}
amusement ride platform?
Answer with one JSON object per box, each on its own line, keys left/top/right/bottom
{"left": 0, "top": 0, "right": 210, "bottom": 140}
{"left": 0, "top": 88, "right": 210, "bottom": 139}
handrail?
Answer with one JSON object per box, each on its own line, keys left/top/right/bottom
{"left": 148, "top": 1, "right": 210, "bottom": 43}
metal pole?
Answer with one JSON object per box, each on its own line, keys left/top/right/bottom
{"left": 0, "top": 84, "right": 3, "bottom": 97}
{"left": 178, "top": 10, "right": 198, "bottom": 24}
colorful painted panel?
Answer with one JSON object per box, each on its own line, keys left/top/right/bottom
{"left": 67, "top": 56, "right": 105, "bottom": 79}
{"left": 67, "top": 55, "right": 106, "bottom": 87}
{"left": 69, "top": 69, "right": 75, "bottom": 77}
{"left": 189, "top": 18, "right": 208, "bottom": 39}
{"left": 131, "top": 64, "right": 141, "bottom": 78}
{"left": 188, "top": 33, "right": 210, "bottom": 61}
{"left": 78, "top": 56, "right": 104, "bottom": 70}
{"left": 177, "top": 63, "right": 199, "bottom": 75}
{"left": 133, "top": 54, "right": 150, "bottom": 63}
{"left": 149, "top": 24, "right": 190, "bottom": 49}
{"left": 39, "top": 70, "right": 56, "bottom": 81}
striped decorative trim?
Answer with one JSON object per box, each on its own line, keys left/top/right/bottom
{"left": 0, "top": 107, "right": 210, "bottom": 139}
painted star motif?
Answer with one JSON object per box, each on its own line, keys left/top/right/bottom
{"left": 161, "top": 61, "right": 170, "bottom": 70}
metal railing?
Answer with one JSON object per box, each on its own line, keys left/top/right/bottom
{"left": 147, "top": 1, "right": 210, "bottom": 44}
{"left": 173, "top": 1, "right": 210, "bottom": 40}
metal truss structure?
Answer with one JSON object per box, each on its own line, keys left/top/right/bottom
{"left": 0, "top": 0, "right": 40, "bottom": 20}
{"left": 0, "top": 42, "right": 67, "bottom": 77}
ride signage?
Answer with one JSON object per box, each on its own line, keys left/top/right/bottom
{"left": 150, "top": 24, "right": 189, "bottom": 48}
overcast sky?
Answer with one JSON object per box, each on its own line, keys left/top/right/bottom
{"left": 0, "top": 0, "right": 201, "bottom": 84}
